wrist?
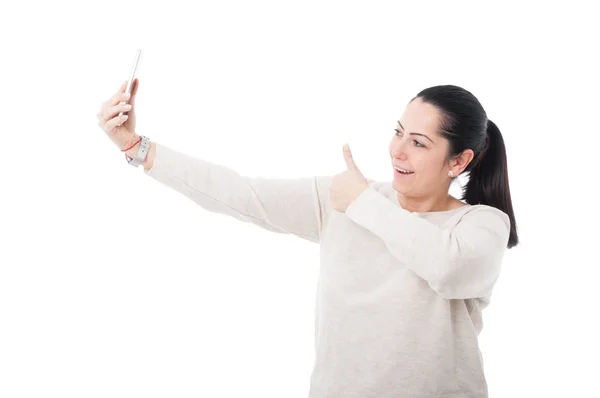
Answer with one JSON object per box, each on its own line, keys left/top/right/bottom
{"left": 123, "top": 135, "right": 141, "bottom": 159}
{"left": 121, "top": 134, "right": 155, "bottom": 171}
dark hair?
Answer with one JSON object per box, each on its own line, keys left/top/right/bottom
{"left": 413, "top": 85, "right": 519, "bottom": 249}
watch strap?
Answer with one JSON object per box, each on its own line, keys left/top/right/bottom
{"left": 125, "top": 135, "right": 150, "bottom": 167}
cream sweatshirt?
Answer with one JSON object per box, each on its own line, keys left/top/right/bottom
{"left": 143, "top": 142, "right": 511, "bottom": 398}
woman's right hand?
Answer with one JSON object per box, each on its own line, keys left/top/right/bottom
{"left": 97, "top": 78, "right": 140, "bottom": 150}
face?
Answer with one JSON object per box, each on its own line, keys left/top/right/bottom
{"left": 389, "top": 98, "right": 469, "bottom": 198}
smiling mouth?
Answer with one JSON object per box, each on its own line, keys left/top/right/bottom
{"left": 394, "top": 167, "right": 414, "bottom": 175}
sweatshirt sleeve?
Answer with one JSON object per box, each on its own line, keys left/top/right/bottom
{"left": 344, "top": 187, "right": 511, "bottom": 299}
{"left": 143, "top": 142, "right": 333, "bottom": 243}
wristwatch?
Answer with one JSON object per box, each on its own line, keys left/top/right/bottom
{"left": 125, "top": 135, "right": 150, "bottom": 167}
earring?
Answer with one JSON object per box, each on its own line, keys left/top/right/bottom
{"left": 448, "top": 171, "right": 454, "bottom": 177}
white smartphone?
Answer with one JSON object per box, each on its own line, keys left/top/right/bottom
{"left": 119, "top": 49, "right": 143, "bottom": 118}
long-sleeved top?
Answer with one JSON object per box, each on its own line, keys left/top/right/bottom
{"left": 143, "top": 142, "right": 511, "bottom": 398}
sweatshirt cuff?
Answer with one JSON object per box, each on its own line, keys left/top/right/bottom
{"left": 143, "top": 142, "right": 173, "bottom": 177}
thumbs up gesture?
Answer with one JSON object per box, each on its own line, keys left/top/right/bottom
{"left": 329, "top": 144, "right": 370, "bottom": 212}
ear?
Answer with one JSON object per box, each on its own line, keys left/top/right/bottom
{"left": 449, "top": 149, "right": 474, "bottom": 174}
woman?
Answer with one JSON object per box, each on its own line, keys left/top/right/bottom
{"left": 97, "top": 80, "right": 519, "bottom": 398}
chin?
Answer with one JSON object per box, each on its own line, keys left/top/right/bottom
{"left": 392, "top": 180, "right": 409, "bottom": 193}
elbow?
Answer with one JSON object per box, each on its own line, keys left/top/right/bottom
{"left": 427, "top": 255, "right": 501, "bottom": 300}
{"left": 427, "top": 277, "right": 465, "bottom": 300}
{"left": 428, "top": 277, "right": 490, "bottom": 300}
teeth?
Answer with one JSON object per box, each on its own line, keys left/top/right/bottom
{"left": 395, "top": 167, "right": 413, "bottom": 174}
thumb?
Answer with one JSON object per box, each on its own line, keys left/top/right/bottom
{"left": 129, "top": 78, "right": 139, "bottom": 106}
{"left": 343, "top": 143, "right": 357, "bottom": 170}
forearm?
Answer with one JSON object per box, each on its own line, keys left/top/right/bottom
{"left": 142, "top": 142, "right": 329, "bottom": 243}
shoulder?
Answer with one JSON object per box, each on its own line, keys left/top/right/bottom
{"left": 459, "top": 204, "right": 511, "bottom": 246}
{"left": 463, "top": 204, "right": 510, "bottom": 224}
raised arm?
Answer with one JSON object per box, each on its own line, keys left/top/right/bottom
{"left": 140, "top": 141, "right": 334, "bottom": 243}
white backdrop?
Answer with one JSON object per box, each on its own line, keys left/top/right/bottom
{"left": 1, "top": 1, "right": 599, "bottom": 397}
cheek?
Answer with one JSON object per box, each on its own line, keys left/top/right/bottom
{"left": 414, "top": 156, "right": 444, "bottom": 182}
{"left": 411, "top": 153, "right": 428, "bottom": 169}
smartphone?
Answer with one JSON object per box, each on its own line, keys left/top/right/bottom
{"left": 119, "top": 49, "right": 143, "bottom": 118}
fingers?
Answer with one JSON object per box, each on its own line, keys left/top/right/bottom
{"left": 99, "top": 113, "right": 129, "bottom": 133}
{"left": 97, "top": 81, "right": 132, "bottom": 123}
{"left": 98, "top": 101, "right": 132, "bottom": 124}
{"left": 113, "top": 80, "right": 129, "bottom": 105}
{"left": 101, "top": 81, "right": 129, "bottom": 111}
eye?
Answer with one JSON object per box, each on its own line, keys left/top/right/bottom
{"left": 394, "top": 129, "right": 425, "bottom": 148}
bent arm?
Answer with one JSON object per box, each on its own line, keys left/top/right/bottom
{"left": 345, "top": 187, "right": 511, "bottom": 299}
{"left": 141, "top": 142, "right": 333, "bottom": 243}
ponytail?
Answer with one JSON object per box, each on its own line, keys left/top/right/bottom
{"left": 462, "top": 119, "right": 519, "bottom": 248}
{"left": 414, "top": 85, "right": 519, "bottom": 248}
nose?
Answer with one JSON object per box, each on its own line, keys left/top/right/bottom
{"left": 390, "top": 138, "right": 408, "bottom": 160}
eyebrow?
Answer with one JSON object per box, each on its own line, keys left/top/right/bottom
{"left": 397, "top": 121, "right": 434, "bottom": 144}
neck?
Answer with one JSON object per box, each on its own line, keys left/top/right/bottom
{"left": 396, "top": 191, "right": 454, "bottom": 213}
